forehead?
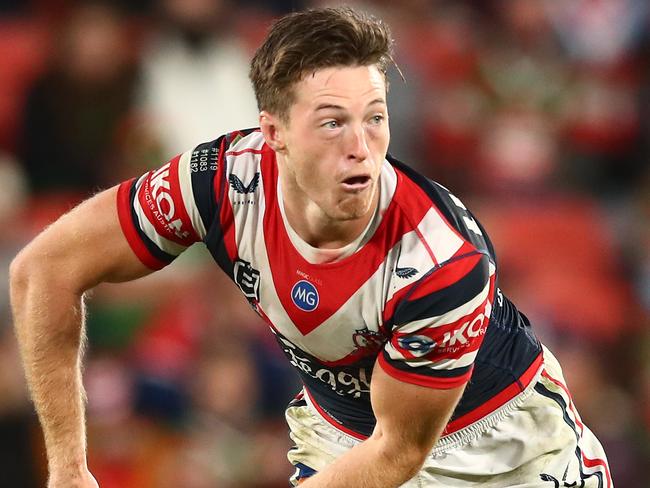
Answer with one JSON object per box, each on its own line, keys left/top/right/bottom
{"left": 292, "top": 65, "right": 387, "bottom": 109}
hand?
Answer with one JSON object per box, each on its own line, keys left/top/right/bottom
{"left": 48, "top": 468, "right": 99, "bottom": 488}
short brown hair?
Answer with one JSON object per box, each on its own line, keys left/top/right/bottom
{"left": 249, "top": 7, "right": 395, "bottom": 120}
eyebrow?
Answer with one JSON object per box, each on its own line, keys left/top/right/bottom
{"left": 315, "top": 98, "right": 386, "bottom": 111}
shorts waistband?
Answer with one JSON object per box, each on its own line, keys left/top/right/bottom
{"left": 301, "top": 352, "right": 545, "bottom": 455}
{"left": 432, "top": 353, "right": 545, "bottom": 456}
{"left": 302, "top": 388, "right": 367, "bottom": 444}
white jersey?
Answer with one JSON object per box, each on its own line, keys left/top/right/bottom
{"left": 117, "top": 128, "right": 543, "bottom": 439}
{"left": 286, "top": 347, "right": 613, "bottom": 487}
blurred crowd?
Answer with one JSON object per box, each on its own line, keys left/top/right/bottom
{"left": 0, "top": 0, "right": 648, "bottom": 486}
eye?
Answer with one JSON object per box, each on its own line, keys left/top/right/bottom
{"left": 369, "top": 115, "right": 385, "bottom": 125}
{"left": 322, "top": 120, "right": 339, "bottom": 129}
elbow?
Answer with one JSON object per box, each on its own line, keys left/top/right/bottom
{"left": 9, "top": 250, "right": 32, "bottom": 305}
{"left": 10, "top": 246, "right": 59, "bottom": 315}
{"left": 375, "top": 437, "right": 430, "bottom": 481}
{"left": 9, "top": 249, "right": 35, "bottom": 337}
{"left": 9, "top": 247, "right": 45, "bottom": 316}
{"left": 10, "top": 243, "right": 47, "bottom": 288}
{"left": 398, "top": 446, "right": 429, "bottom": 480}
{"left": 10, "top": 247, "right": 83, "bottom": 338}
{"left": 10, "top": 242, "right": 91, "bottom": 305}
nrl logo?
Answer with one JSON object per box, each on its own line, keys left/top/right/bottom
{"left": 233, "top": 258, "right": 260, "bottom": 302}
{"left": 229, "top": 172, "right": 260, "bottom": 194}
{"left": 352, "top": 327, "right": 385, "bottom": 354}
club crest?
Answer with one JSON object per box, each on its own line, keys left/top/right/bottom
{"left": 353, "top": 327, "right": 385, "bottom": 354}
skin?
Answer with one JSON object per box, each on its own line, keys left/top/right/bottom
{"left": 260, "top": 65, "right": 388, "bottom": 249}
{"left": 10, "top": 64, "right": 464, "bottom": 488}
{"left": 10, "top": 188, "right": 151, "bottom": 488}
{"left": 262, "top": 65, "right": 465, "bottom": 487}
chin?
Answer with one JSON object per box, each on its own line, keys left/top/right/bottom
{"left": 335, "top": 210, "right": 366, "bottom": 221}
{"left": 334, "top": 197, "right": 373, "bottom": 221}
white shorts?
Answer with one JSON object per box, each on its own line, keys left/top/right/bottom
{"left": 285, "top": 347, "right": 613, "bottom": 487}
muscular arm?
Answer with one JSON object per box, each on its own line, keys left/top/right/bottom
{"left": 299, "top": 361, "right": 465, "bottom": 488}
{"left": 9, "top": 186, "right": 152, "bottom": 487}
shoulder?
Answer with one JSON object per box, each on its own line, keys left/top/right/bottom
{"left": 219, "top": 129, "right": 272, "bottom": 194}
{"left": 223, "top": 128, "right": 265, "bottom": 152}
{"left": 388, "top": 154, "right": 469, "bottom": 228}
{"left": 198, "top": 127, "right": 264, "bottom": 158}
{"left": 188, "top": 128, "right": 267, "bottom": 193}
{"left": 387, "top": 154, "right": 495, "bottom": 263}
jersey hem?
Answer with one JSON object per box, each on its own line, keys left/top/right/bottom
{"left": 301, "top": 351, "right": 544, "bottom": 450}
{"left": 303, "top": 387, "right": 368, "bottom": 441}
{"left": 443, "top": 351, "right": 544, "bottom": 435}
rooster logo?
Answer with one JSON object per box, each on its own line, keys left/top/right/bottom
{"left": 353, "top": 327, "right": 385, "bottom": 354}
{"left": 229, "top": 173, "right": 260, "bottom": 194}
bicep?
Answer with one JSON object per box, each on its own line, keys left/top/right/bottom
{"left": 21, "top": 185, "right": 153, "bottom": 292}
{"left": 370, "top": 358, "right": 465, "bottom": 453}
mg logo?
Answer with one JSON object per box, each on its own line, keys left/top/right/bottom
{"left": 291, "top": 280, "right": 319, "bottom": 312}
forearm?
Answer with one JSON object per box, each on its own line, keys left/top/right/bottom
{"left": 10, "top": 269, "right": 90, "bottom": 477}
{"left": 299, "top": 361, "right": 465, "bottom": 488}
{"left": 299, "top": 434, "right": 425, "bottom": 488}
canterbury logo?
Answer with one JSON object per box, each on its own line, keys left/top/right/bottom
{"left": 229, "top": 173, "right": 260, "bottom": 194}
{"left": 395, "top": 266, "right": 418, "bottom": 279}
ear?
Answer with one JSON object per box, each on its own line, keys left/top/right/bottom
{"left": 259, "top": 111, "right": 287, "bottom": 153}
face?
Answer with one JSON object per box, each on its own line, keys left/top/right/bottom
{"left": 264, "top": 65, "right": 390, "bottom": 222}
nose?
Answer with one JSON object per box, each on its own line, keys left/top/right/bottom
{"left": 346, "top": 124, "right": 370, "bottom": 162}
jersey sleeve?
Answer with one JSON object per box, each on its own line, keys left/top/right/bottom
{"left": 379, "top": 252, "right": 494, "bottom": 389}
{"left": 116, "top": 137, "right": 223, "bottom": 270}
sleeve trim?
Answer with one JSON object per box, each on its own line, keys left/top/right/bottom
{"left": 117, "top": 180, "right": 166, "bottom": 271}
{"left": 377, "top": 353, "right": 472, "bottom": 390}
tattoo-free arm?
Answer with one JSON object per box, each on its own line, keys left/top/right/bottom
{"left": 9, "top": 186, "right": 153, "bottom": 487}
{"left": 299, "top": 360, "right": 465, "bottom": 488}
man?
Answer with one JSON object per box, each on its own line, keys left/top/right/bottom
{"left": 10, "top": 7, "right": 612, "bottom": 488}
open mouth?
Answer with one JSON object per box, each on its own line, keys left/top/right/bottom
{"left": 341, "top": 175, "right": 371, "bottom": 191}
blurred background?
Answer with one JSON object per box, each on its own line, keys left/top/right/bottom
{"left": 0, "top": 0, "right": 648, "bottom": 486}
